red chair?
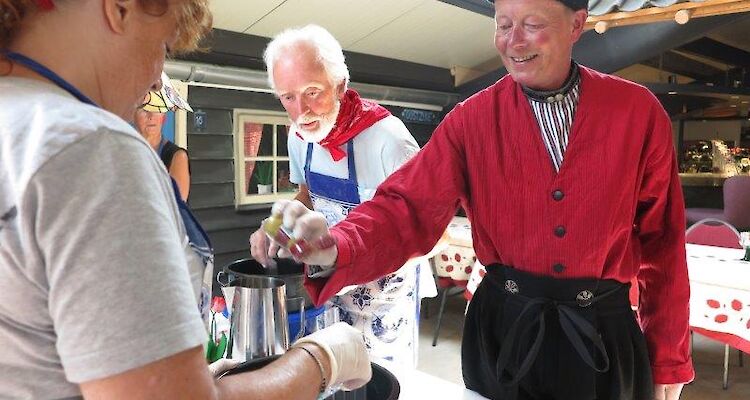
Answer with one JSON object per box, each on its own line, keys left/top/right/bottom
{"left": 686, "top": 218, "right": 745, "bottom": 389}
{"left": 686, "top": 176, "right": 750, "bottom": 231}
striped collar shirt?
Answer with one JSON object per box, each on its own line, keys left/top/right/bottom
{"left": 524, "top": 68, "right": 581, "bottom": 173}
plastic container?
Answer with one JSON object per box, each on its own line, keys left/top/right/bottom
{"left": 288, "top": 304, "right": 324, "bottom": 339}
{"left": 288, "top": 304, "right": 340, "bottom": 340}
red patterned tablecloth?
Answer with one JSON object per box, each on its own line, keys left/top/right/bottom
{"left": 687, "top": 244, "right": 750, "bottom": 353}
{"left": 433, "top": 217, "right": 475, "bottom": 282}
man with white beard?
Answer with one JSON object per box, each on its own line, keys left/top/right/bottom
{"left": 249, "top": 25, "right": 429, "bottom": 367}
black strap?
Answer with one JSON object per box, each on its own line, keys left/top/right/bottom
{"left": 159, "top": 141, "right": 191, "bottom": 175}
{"left": 495, "top": 289, "right": 617, "bottom": 392}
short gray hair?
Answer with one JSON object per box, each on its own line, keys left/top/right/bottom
{"left": 263, "top": 24, "right": 350, "bottom": 92}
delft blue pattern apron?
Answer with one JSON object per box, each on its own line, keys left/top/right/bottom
{"left": 305, "top": 141, "right": 420, "bottom": 367}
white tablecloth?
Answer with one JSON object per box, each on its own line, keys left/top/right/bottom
{"left": 434, "top": 217, "right": 477, "bottom": 282}
{"left": 686, "top": 244, "right": 750, "bottom": 345}
{"left": 376, "top": 360, "right": 488, "bottom": 399}
{"left": 445, "top": 216, "right": 472, "bottom": 247}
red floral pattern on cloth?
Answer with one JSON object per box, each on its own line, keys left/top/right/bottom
{"left": 434, "top": 245, "right": 476, "bottom": 282}
{"left": 700, "top": 297, "right": 749, "bottom": 325}
{"left": 691, "top": 287, "right": 750, "bottom": 353}
{"left": 687, "top": 244, "right": 750, "bottom": 353}
{"left": 465, "top": 260, "right": 487, "bottom": 301}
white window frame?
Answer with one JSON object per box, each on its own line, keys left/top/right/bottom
{"left": 233, "top": 109, "right": 297, "bottom": 206}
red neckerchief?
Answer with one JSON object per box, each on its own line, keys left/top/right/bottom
{"left": 296, "top": 89, "right": 390, "bottom": 162}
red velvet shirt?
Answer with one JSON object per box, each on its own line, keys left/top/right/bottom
{"left": 305, "top": 66, "right": 694, "bottom": 384}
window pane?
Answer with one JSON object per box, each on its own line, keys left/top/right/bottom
{"left": 242, "top": 122, "right": 274, "bottom": 158}
{"left": 260, "top": 124, "right": 274, "bottom": 156}
{"left": 246, "top": 160, "right": 274, "bottom": 195}
{"left": 243, "top": 122, "right": 263, "bottom": 158}
{"left": 277, "top": 125, "right": 290, "bottom": 157}
{"left": 276, "top": 161, "right": 298, "bottom": 193}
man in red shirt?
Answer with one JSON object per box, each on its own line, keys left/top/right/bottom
{"left": 270, "top": 0, "right": 693, "bottom": 399}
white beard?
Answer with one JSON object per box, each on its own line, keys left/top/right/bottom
{"left": 292, "top": 100, "right": 341, "bottom": 143}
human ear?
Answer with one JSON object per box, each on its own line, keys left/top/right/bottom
{"left": 102, "top": 0, "right": 136, "bottom": 35}
{"left": 570, "top": 9, "right": 588, "bottom": 42}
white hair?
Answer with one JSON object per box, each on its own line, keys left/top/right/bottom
{"left": 263, "top": 24, "right": 350, "bottom": 92}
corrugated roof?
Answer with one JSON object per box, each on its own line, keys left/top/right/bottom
{"left": 588, "top": 0, "right": 705, "bottom": 16}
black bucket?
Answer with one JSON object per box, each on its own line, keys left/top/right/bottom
{"left": 222, "top": 355, "right": 400, "bottom": 400}
{"left": 219, "top": 258, "right": 313, "bottom": 312}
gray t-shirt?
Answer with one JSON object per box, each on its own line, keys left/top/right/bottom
{"left": 0, "top": 78, "right": 206, "bottom": 398}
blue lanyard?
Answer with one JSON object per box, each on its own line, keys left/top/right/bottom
{"left": 2, "top": 50, "right": 98, "bottom": 107}
{"left": 157, "top": 139, "right": 166, "bottom": 157}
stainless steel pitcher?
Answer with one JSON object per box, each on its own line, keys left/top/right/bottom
{"left": 218, "top": 273, "right": 304, "bottom": 362}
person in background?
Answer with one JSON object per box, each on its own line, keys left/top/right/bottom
{"left": 136, "top": 77, "right": 226, "bottom": 357}
{"left": 266, "top": 0, "right": 693, "bottom": 399}
{"left": 249, "top": 24, "right": 434, "bottom": 368}
{"left": 135, "top": 73, "right": 191, "bottom": 201}
{"left": 0, "top": 1, "right": 370, "bottom": 399}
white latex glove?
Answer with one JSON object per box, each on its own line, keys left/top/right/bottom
{"left": 293, "top": 322, "right": 372, "bottom": 391}
{"left": 208, "top": 358, "right": 242, "bottom": 378}
{"left": 271, "top": 200, "right": 338, "bottom": 267}
{"left": 248, "top": 227, "right": 278, "bottom": 268}
{"left": 653, "top": 383, "right": 684, "bottom": 400}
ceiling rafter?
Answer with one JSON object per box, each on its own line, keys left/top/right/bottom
{"left": 587, "top": 0, "right": 750, "bottom": 33}
{"left": 678, "top": 37, "right": 750, "bottom": 68}
{"left": 640, "top": 51, "right": 726, "bottom": 80}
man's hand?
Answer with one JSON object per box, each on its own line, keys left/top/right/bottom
{"left": 654, "top": 383, "right": 684, "bottom": 400}
{"left": 249, "top": 228, "right": 279, "bottom": 268}
{"left": 271, "top": 200, "right": 337, "bottom": 267}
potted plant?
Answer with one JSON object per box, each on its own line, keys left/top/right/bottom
{"left": 254, "top": 161, "right": 274, "bottom": 194}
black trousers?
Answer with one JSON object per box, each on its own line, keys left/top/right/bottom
{"left": 462, "top": 265, "right": 653, "bottom": 400}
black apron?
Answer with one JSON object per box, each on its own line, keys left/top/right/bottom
{"left": 462, "top": 264, "right": 653, "bottom": 400}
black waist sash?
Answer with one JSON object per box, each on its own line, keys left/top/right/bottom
{"left": 484, "top": 264, "right": 631, "bottom": 390}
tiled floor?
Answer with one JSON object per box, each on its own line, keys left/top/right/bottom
{"left": 417, "top": 292, "right": 750, "bottom": 399}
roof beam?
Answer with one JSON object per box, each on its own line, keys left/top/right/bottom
{"left": 678, "top": 37, "right": 750, "bottom": 68}
{"left": 178, "top": 29, "right": 456, "bottom": 92}
{"left": 458, "top": 13, "right": 750, "bottom": 98}
{"left": 640, "top": 51, "right": 726, "bottom": 80}
{"left": 586, "top": 0, "right": 750, "bottom": 33}
{"left": 437, "top": 0, "right": 494, "bottom": 17}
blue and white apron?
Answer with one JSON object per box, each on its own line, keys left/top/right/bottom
{"left": 305, "top": 141, "right": 420, "bottom": 367}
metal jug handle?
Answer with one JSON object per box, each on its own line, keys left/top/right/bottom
{"left": 216, "top": 270, "right": 234, "bottom": 287}
{"left": 288, "top": 297, "right": 306, "bottom": 343}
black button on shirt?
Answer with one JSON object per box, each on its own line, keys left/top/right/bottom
{"left": 552, "top": 190, "right": 564, "bottom": 201}
{"left": 554, "top": 226, "right": 566, "bottom": 238}
{"left": 553, "top": 263, "right": 565, "bottom": 273}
